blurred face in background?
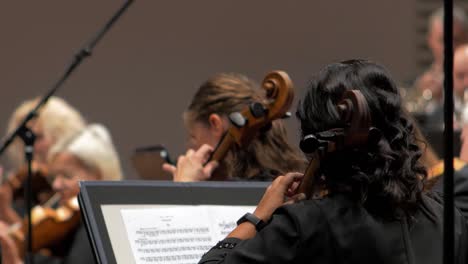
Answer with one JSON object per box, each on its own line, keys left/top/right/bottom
{"left": 428, "top": 19, "right": 468, "bottom": 68}
{"left": 454, "top": 45, "right": 468, "bottom": 98}
{"left": 48, "top": 152, "right": 100, "bottom": 204}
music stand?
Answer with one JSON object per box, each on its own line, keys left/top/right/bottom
{"left": 78, "top": 180, "right": 267, "bottom": 264}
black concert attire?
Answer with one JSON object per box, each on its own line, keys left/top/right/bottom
{"left": 35, "top": 223, "right": 95, "bottom": 264}
{"left": 199, "top": 193, "right": 468, "bottom": 264}
{"left": 433, "top": 164, "right": 468, "bottom": 225}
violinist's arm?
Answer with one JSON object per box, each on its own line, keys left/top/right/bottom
{"left": 0, "top": 221, "right": 23, "bottom": 264}
{"left": 0, "top": 168, "right": 21, "bottom": 224}
{"left": 0, "top": 203, "right": 22, "bottom": 225}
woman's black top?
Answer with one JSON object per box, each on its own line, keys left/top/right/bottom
{"left": 433, "top": 164, "right": 468, "bottom": 225}
{"left": 35, "top": 223, "right": 96, "bottom": 264}
{"left": 199, "top": 193, "right": 468, "bottom": 264}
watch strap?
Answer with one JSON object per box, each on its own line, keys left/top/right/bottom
{"left": 236, "top": 212, "right": 267, "bottom": 231}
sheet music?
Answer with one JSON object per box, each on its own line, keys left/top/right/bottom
{"left": 121, "top": 205, "right": 254, "bottom": 264}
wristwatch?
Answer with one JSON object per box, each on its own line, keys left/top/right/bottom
{"left": 236, "top": 212, "right": 267, "bottom": 231}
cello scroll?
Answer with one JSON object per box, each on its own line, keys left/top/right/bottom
{"left": 297, "top": 90, "right": 374, "bottom": 199}
{"left": 208, "top": 70, "right": 295, "bottom": 166}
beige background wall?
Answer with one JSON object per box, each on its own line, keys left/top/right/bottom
{"left": 0, "top": 0, "right": 420, "bottom": 177}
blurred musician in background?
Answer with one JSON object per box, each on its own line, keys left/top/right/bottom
{"left": 0, "top": 97, "right": 86, "bottom": 224}
{"left": 411, "top": 45, "right": 468, "bottom": 228}
{"left": 456, "top": 44, "right": 468, "bottom": 125}
{"left": 4, "top": 97, "right": 86, "bottom": 171}
{"left": 163, "top": 73, "right": 306, "bottom": 182}
{"left": 418, "top": 40, "right": 468, "bottom": 181}
{"left": 413, "top": 44, "right": 468, "bottom": 224}
{"left": 407, "top": 5, "right": 468, "bottom": 127}
{"left": 422, "top": 43, "right": 468, "bottom": 180}
{"left": 424, "top": 40, "right": 468, "bottom": 127}
{"left": 0, "top": 124, "right": 122, "bottom": 264}
{"left": 434, "top": 47, "right": 468, "bottom": 224}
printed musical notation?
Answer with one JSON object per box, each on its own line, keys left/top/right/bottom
{"left": 121, "top": 205, "right": 254, "bottom": 264}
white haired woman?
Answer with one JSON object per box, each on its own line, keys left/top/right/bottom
{"left": 0, "top": 124, "right": 122, "bottom": 264}
{"left": 0, "top": 97, "right": 86, "bottom": 224}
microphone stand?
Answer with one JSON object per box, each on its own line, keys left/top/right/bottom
{"left": 0, "top": 1, "right": 134, "bottom": 262}
{"left": 442, "top": 0, "right": 454, "bottom": 264}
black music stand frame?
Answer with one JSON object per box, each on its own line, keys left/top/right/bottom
{"left": 78, "top": 180, "right": 268, "bottom": 264}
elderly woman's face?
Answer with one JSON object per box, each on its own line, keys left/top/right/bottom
{"left": 48, "top": 152, "right": 100, "bottom": 204}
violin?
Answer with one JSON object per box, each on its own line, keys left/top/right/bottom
{"left": 4, "top": 162, "right": 53, "bottom": 204}
{"left": 207, "top": 71, "right": 294, "bottom": 180}
{"left": 7, "top": 194, "right": 81, "bottom": 258}
{"left": 297, "top": 90, "right": 374, "bottom": 199}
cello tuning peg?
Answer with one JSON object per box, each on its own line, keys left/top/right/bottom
{"left": 299, "top": 134, "right": 320, "bottom": 154}
{"left": 249, "top": 102, "right": 267, "bottom": 118}
{"left": 229, "top": 112, "right": 247, "bottom": 128}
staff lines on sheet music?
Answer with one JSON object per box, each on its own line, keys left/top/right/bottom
{"left": 137, "top": 245, "right": 212, "bottom": 254}
{"left": 139, "top": 253, "right": 203, "bottom": 263}
{"left": 135, "top": 236, "right": 212, "bottom": 246}
{"left": 136, "top": 227, "right": 210, "bottom": 237}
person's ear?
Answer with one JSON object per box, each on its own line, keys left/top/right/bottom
{"left": 208, "top": 113, "right": 225, "bottom": 138}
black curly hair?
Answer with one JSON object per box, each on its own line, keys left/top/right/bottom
{"left": 296, "top": 60, "right": 427, "bottom": 216}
